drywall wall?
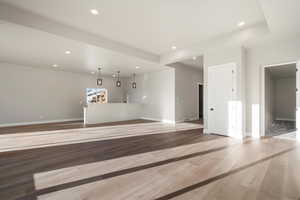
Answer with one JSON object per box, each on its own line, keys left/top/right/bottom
{"left": 274, "top": 78, "right": 296, "bottom": 120}
{"left": 0, "top": 63, "right": 126, "bottom": 126}
{"left": 169, "top": 63, "right": 203, "bottom": 122}
{"left": 246, "top": 38, "right": 300, "bottom": 135}
{"left": 124, "top": 68, "right": 175, "bottom": 122}
{"left": 84, "top": 103, "right": 142, "bottom": 124}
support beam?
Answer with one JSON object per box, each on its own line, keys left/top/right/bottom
{"left": 0, "top": 2, "right": 159, "bottom": 63}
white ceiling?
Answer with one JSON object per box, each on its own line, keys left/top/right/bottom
{"left": 0, "top": 23, "right": 167, "bottom": 77}
{"left": 179, "top": 56, "right": 203, "bottom": 70}
{"left": 0, "top": 0, "right": 299, "bottom": 75}
{"left": 258, "top": 0, "right": 300, "bottom": 36}
{"left": 0, "top": 0, "right": 266, "bottom": 54}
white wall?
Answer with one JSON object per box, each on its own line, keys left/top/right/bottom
{"left": 125, "top": 68, "right": 175, "bottom": 122}
{"left": 0, "top": 63, "right": 126, "bottom": 126}
{"left": 201, "top": 37, "right": 300, "bottom": 137}
{"left": 169, "top": 63, "right": 203, "bottom": 122}
{"left": 274, "top": 77, "right": 296, "bottom": 121}
{"left": 84, "top": 103, "right": 142, "bottom": 124}
{"left": 246, "top": 38, "right": 300, "bottom": 135}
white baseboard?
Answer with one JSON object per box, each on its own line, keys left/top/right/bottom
{"left": 175, "top": 117, "right": 200, "bottom": 123}
{"left": 0, "top": 118, "right": 83, "bottom": 128}
{"left": 141, "top": 117, "right": 176, "bottom": 124}
{"left": 203, "top": 128, "right": 210, "bottom": 134}
{"left": 275, "top": 118, "right": 296, "bottom": 122}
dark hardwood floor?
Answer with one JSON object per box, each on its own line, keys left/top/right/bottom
{"left": 1, "top": 120, "right": 297, "bottom": 200}
{"left": 0, "top": 126, "right": 209, "bottom": 200}
{"left": 0, "top": 119, "right": 154, "bottom": 135}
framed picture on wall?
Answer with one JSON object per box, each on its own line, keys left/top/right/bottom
{"left": 86, "top": 88, "right": 108, "bottom": 104}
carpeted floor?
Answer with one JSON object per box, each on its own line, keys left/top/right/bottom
{"left": 268, "top": 120, "right": 296, "bottom": 136}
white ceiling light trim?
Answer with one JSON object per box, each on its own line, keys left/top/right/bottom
{"left": 238, "top": 21, "right": 245, "bottom": 27}
{"left": 90, "top": 9, "right": 99, "bottom": 15}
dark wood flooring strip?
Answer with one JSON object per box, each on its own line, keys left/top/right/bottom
{"left": 0, "top": 119, "right": 155, "bottom": 135}
{"left": 153, "top": 147, "right": 297, "bottom": 200}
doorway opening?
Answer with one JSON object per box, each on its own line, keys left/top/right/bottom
{"left": 264, "top": 63, "right": 297, "bottom": 136}
{"left": 167, "top": 55, "right": 203, "bottom": 124}
{"left": 199, "top": 84, "right": 203, "bottom": 120}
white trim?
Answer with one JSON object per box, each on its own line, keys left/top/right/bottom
{"left": 260, "top": 60, "right": 298, "bottom": 137}
{"left": 0, "top": 118, "right": 83, "bottom": 128}
{"left": 175, "top": 117, "right": 199, "bottom": 123}
{"left": 162, "top": 119, "right": 176, "bottom": 124}
{"left": 275, "top": 118, "right": 296, "bottom": 122}
{"left": 265, "top": 61, "right": 297, "bottom": 68}
{"left": 140, "top": 117, "right": 176, "bottom": 124}
{"left": 203, "top": 128, "right": 210, "bottom": 134}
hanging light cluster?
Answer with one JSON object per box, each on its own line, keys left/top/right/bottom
{"left": 95, "top": 68, "right": 138, "bottom": 89}
{"left": 132, "top": 73, "right": 137, "bottom": 89}
{"left": 116, "top": 71, "right": 121, "bottom": 87}
{"left": 96, "top": 67, "right": 103, "bottom": 86}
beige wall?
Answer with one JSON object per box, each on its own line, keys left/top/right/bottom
{"left": 169, "top": 63, "right": 203, "bottom": 122}
{"left": 274, "top": 78, "right": 296, "bottom": 120}
{"left": 246, "top": 38, "right": 300, "bottom": 134}
{"left": 124, "top": 68, "right": 176, "bottom": 122}
{"left": 0, "top": 63, "right": 126, "bottom": 126}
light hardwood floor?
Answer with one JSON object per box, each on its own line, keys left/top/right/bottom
{"left": 0, "top": 120, "right": 299, "bottom": 200}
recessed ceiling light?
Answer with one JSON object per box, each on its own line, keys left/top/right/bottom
{"left": 91, "top": 71, "right": 95, "bottom": 74}
{"left": 172, "top": 46, "right": 177, "bottom": 50}
{"left": 90, "top": 9, "right": 99, "bottom": 15}
{"left": 65, "top": 50, "right": 71, "bottom": 54}
{"left": 52, "top": 64, "right": 58, "bottom": 68}
{"left": 136, "top": 66, "right": 140, "bottom": 69}
{"left": 238, "top": 21, "right": 245, "bottom": 27}
{"left": 192, "top": 56, "right": 197, "bottom": 60}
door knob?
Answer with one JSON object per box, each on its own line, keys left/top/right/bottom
{"left": 210, "top": 108, "right": 214, "bottom": 111}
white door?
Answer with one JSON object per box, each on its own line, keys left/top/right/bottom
{"left": 207, "top": 63, "right": 236, "bottom": 136}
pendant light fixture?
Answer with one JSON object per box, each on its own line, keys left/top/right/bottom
{"left": 116, "top": 71, "right": 121, "bottom": 87}
{"left": 96, "top": 67, "right": 103, "bottom": 86}
{"left": 132, "top": 73, "right": 137, "bottom": 89}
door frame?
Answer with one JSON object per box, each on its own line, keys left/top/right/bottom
{"left": 260, "top": 61, "right": 298, "bottom": 137}
{"left": 197, "top": 82, "right": 204, "bottom": 120}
